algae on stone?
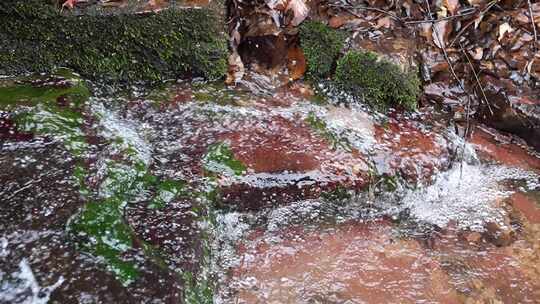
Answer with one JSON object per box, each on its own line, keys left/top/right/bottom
{"left": 0, "top": 0, "right": 228, "bottom": 83}
{"left": 335, "top": 51, "right": 420, "bottom": 111}
{"left": 299, "top": 21, "right": 346, "bottom": 78}
{"left": 0, "top": 69, "right": 90, "bottom": 156}
{"left": 202, "top": 142, "right": 246, "bottom": 177}
{"left": 306, "top": 112, "right": 352, "bottom": 151}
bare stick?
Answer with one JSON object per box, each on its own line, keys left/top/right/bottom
{"left": 328, "top": 2, "right": 403, "bottom": 23}
{"left": 405, "top": 8, "right": 477, "bottom": 25}
{"left": 423, "top": 0, "right": 471, "bottom": 180}
{"left": 527, "top": 0, "right": 538, "bottom": 51}
{"left": 460, "top": 44, "right": 493, "bottom": 115}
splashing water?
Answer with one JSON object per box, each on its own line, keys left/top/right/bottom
{"left": 400, "top": 163, "right": 539, "bottom": 231}
{"left": 0, "top": 259, "right": 64, "bottom": 304}
{"left": 2, "top": 76, "right": 540, "bottom": 303}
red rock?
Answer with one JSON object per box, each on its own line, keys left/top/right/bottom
{"left": 508, "top": 192, "right": 540, "bottom": 225}
{"left": 218, "top": 116, "right": 370, "bottom": 209}
{"left": 0, "top": 112, "right": 34, "bottom": 142}
{"left": 477, "top": 75, "right": 540, "bottom": 152}
{"left": 470, "top": 126, "right": 540, "bottom": 173}
{"left": 373, "top": 114, "right": 452, "bottom": 182}
{"left": 426, "top": 227, "right": 539, "bottom": 303}
{"left": 229, "top": 220, "right": 461, "bottom": 303}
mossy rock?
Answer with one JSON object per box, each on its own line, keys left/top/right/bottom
{"left": 299, "top": 20, "right": 345, "bottom": 78}
{"left": 335, "top": 51, "right": 420, "bottom": 111}
{"left": 0, "top": 0, "right": 228, "bottom": 83}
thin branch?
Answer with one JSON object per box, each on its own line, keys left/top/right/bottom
{"left": 460, "top": 44, "right": 493, "bottom": 115}
{"left": 449, "top": 0, "right": 499, "bottom": 47}
{"left": 423, "top": 0, "right": 472, "bottom": 180}
{"left": 405, "top": 8, "right": 477, "bottom": 25}
{"left": 328, "top": 2, "right": 404, "bottom": 24}
{"left": 527, "top": 0, "right": 538, "bottom": 51}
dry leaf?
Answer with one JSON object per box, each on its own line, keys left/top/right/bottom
{"left": 225, "top": 52, "right": 245, "bottom": 85}
{"left": 286, "top": 0, "right": 309, "bottom": 26}
{"left": 329, "top": 15, "right": 347, "bottom": 29}
{"left": 62, "top": 0, "right": 77, "bottom": 9}
{"left": 287, "top": 46, "right": 307, "bottom": 80}
{"left": 419, "top": 23, "right": 433, "bottom": 43}
{"left": 267, "top": 0, "right": 287, "bottom": 10}
{"left": 432, "top": 21, "right": 450, "bottom": 49}
{"left": 376, "top": 16, "right": 392, "bottom": 29}
{"left": 183, "top": 0, "right": 210, "bottom": 7}
{"left": 443, "top": 0, "right": 459, "bottom": 15}
{"left": 144, "top": 0, "right": 168, "bottom": 11}
{"left": 244, "top": 13, "right": 281, "bottom": 37}
{"left": 101, "top": 0, "right": 128, "bottom": 8}
{"left": 470, "top": 47, "right": 483, "bottom": 60}
{"left": 498, "top": 22, "right": 513, "bottom": 41}
{"left": 230, "top": 21, "right": 241, "bottom": 49}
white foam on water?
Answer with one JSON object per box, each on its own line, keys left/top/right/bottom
{"left": 91, "top": 101, "right": 152, "bottom": 165}
{"left": 266, "top": 200, "right": 324, "bottom": 232}
{"left": 400, "top": 163, "right": 539, "bottom": 231}
{"left": 0, "top": 259, "right": 64, "bottom": 304}
{"left": 213, "top": 212, "right": 251, "bottom": 270}
{"left": 323, "top": 105, "right": 376, "bottom": 154}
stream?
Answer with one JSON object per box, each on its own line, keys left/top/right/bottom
{"left": 1, "top": 71, "right": 539, "bottom": 303}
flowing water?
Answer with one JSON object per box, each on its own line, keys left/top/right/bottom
{"left": 1, "top": 72, "right": 539, "bottom": 303}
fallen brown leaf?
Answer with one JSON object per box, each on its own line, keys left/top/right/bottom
{"left": 329, "top": 15, "right": 347, "bottom": 29}
{"left": 287, "top": 46, "right": 307, "bottom": 80}
{"left": 225, "top": 52, "right": 245, "bottom": 85}
{"left": 286, "top": 0, "right": 309, "bottom": 26}
{"left": 432, "top": 20, "right": 451, "bottom": 49}
{"left": 443, "top": 0, "right": 460, "bottom": 16}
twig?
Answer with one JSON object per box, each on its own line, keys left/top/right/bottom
{"left": 460, "top": 44, "right": 493, "bottom": 115}
{"left": 527, "top": 0, "right": 538, "bottom": 51}
{"left": 449, "top": 0, "right": 499, "bottom": 48}
{"left": 405, "top": 8, "right": 477, "bottom": 25}
{"left": 424, "top": 0, "right": 471, "bottom": 180}
{"left": 328, "top": 2, "right": 403, "bottom": 24}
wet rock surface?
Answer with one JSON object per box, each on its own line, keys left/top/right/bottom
{"left": 228, "top": 219, "right": 461, "bottom": 303}
{"left": 1, "top": 73, "right": 540, "bottom": 303}
{"left": 476, "top": 75, "right": 540, "bottom": 152}
{"left": 0, "top": 140, "right": 82, "bottom": 232}
{"left": 0, "top": 139, "right": 184, "bottom": 303}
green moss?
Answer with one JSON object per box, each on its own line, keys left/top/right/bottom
{"left": 183, "top": 270, "right": 214, "bottom": 304}
{"left": 15, "top": 107, "right": 88, "bottom": 155}
{"left": 299, "top": 21, "right": 346, "bottom": 78}
{"left": 148, "top": 180, "right": 187, "bottom": 209}
{"left": 69, "top": 160, "right": 148, "bottom": 285}
{"left": 181, "top": 179, "right": 220, "bottom": 304}
{"left": 334, "top": 51, "right": 420, "bottom": 111}
{"left": 202, "top": 142, "right": 246, "bottom": 177}
{"left": 70, "top": 196, "right": 139, "bottom": 285}
{"left": 306, "top": 112, "right": 351, "bottom": 151}
{"left": 192, "top": 82, "right": 250, "bottom": 106}
{"left": 0, "top": 70, "right": 90, "bottom": 156}
{"left": 0, "top": 69, "right": 90, "bottom": 108}
{"left": 0, "top": 0, "right": 227, "bottom": 83}
{"left": 321, "top": 186, "right": 352, "bottom": 201}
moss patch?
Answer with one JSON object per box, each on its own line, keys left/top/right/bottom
{"left": 299, "top": 21, "right": 345, "bottom": 78}
{"left": 335, "top": 51, "right": 420, "bottom": 111}
{"left": 0, "top": 69, "right": 90, "bottom": 156}
{"left": 0, "top": 0, "right": 228, "bottom": 83}
{"left": 70, "top": 195, "right": 139, "bottom": 285}
{"left": 0, "top": 69, "right": 90, "bottom": 108}
{"left": 306, "top": 112, "right": 351, "bottom": 151}
{"left": 70, "top": 157, "right": 189, "bottom": 285}
{"left": 202, "top": 142, "right": 246, "bottom": 177}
